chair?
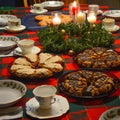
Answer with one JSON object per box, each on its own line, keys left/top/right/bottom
{"left": 23, "top": 0, "right": 41, "bottom": 7}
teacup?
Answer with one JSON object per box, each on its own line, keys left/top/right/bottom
{"left": 17, "top": 39, "right": 35, "bottom": 55}
{"left": 102, "top": 18, "right": 115, "bottom": 30}
{"left": 88, "top": 4, "right": 99, "bottom": 15}
{"left": 33, "top": 85, "right": 57, "bottom": 109}
{"left": 8, "top": 18, "right": 21, "bottom": 29}
{"left": 32, "top": 3, "right": 43, "bottom": 12}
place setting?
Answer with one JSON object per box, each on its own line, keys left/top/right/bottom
{"left": 13, "top": 39, "right": 41, "bottom": 56}
{"left": 102, "top": 17, "right": 120, "bottom": 32}
{"left": 26, "top": 85, "right": 69, "bottom": 119}
{"left": 0, "top": 35, "right": 20, "bottom": 57}
{"left": 5, "top": 17, "right": 26, "bottom": 33}
{"left": 0, "top": 79, "right": 27, "bottom": 119}
{"left": 30, "top": 3, "right": 48, "bottom": 14}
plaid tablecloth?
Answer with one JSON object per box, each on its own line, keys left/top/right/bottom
{"left": 0, "top": 4, "right": 120, "bottom": 120}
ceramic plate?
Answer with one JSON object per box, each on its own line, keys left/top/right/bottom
{"left": 0, "top": 35, "right": 20, "bottom": 51}
{"left": 104, "top": 25, "right": 120, "bottom": 32}
{"left": 30, "top": 9, "right": 48, "bottom": 14}
{"left": 102, "top": 10, "right": 120, "bottom": 20}
{"left": 26, "top": 95, "right": 69, "bottom": 119}
{"left": 42, "top": 1, "right": 64, "bottom": 10}
{"left": 0, "top": 15, "right": 17, "bottom": 26}
{"left": 0, "top": 80, "right": 27, "bottom": 108}
{"left": 14, "top": 46, "right": 41, "bottom": 56}
{"left": 99, "top": 107, "right": 120, "bottom": 120}
{"left": 5, "top": 25, "right": 26, "bottom": 33}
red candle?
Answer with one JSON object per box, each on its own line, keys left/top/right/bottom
{"left": 71, "top": 1, "right": 79, "bottom": 15}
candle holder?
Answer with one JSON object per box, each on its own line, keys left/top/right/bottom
{"left": 75, "top": 10, "right": 86, "bottom": 28}
{"left": 87, "top": 11, "right": 97, "bottom": 25}
{"left": 69, "top": 1, "right": 80, "bottom": 22}
{"left": 51, "top": 11, "right": 62, "bottom": 26}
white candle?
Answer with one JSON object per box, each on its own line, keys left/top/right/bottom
{"left": 52, "top": 13, "right": 61, "bottom": 26}
{"left": 87, "top": 14, "right": 96, "bottom": 24}
{"left": 76, "top": 11, "right": 86, "bottom": 24}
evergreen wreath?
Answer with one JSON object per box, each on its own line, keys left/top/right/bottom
{"left": 37, "top": 22, "right": 114, "bottom": 55}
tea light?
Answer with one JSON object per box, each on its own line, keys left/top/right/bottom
{"left": 71, "top": 1, "right": 79, "bottom": 15}
{"left": 52, "top": 13, "right": 61, "bottom": 25}
{"left": 76, "top": 11, "right": 86, "bottom": 24}
{"left": 87, "top": 13, "right": 96, "bottom": 24}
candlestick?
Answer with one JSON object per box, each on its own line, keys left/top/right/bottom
{"left": 69, "top": 1, "right": 79, "bottom": 16}
{"left": 75, "top": 11, "right": 86, "bottom": 24}
{"left": 52, "top": 13, "right": 61, "bottom": 26}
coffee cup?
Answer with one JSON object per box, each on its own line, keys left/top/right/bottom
{"left": 33, "top": 85, "right": 57, "bottom": 109}
{"left": 17, "top": 39, "right": 35, "bottom": 55}
{"left": 102, "top": 18, "right": 115, "bottom": 30}
{"left": 8, "top": 18, "right": 21, "bottom": 29}
{"left": 32, "top": 3, "right": 43, "bottom": 12}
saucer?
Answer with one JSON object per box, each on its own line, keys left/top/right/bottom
{"left": 104, "top": 25, "right": 120, "bottom": 32}
{"left": 14, "top": 46, "right": 41, "bottom": 56}
{"left": 26, "top": 95, "right": 69, "bottom": 119}
{"left": 30, "top": 9, "right": 48, "bottom": 14}
{"left": 5, "top": 25, "right": 26, "bottom": 33}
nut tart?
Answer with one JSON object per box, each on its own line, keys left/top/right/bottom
{"left": 58, "top": 70, "right": 119, "bottom": 99}
{"left": 74, "top": 47, "right": 120, "bottom": 70}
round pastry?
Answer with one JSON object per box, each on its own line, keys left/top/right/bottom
{"left": 75, "top": 47, "right": 120, "bottom": 69}
{"left": 61, "top": 70, "right": 116, "bottom": 97}
{"left": 10, "top": 53, "right": 64, "bottom": 79}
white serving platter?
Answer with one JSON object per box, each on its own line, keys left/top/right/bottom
{"left": 102, "top": 10, "right": 120, "bottom": 20}
{"left": 42, "top": 1, "right": 64, "bottom": 10}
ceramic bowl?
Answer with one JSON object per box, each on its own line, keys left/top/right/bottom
{"left": 0, "top": 35, "right": 20, "bottom": 51}
{"left": 0, "top": 79, "right": 27, "bottom": 108}
{"left": 42, "top": 1, "right": 64, "bottom": 10}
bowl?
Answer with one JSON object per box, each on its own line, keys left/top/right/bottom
{"left": 0, "top": 79, "right": 27, "bottom": 108}
{"left": 42, "top": 1, "right": 64, "bottom": 10}
{"left": 0, "top": 35, "right": 20, "bottom": 51}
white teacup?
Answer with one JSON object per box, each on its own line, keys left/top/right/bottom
{"left": 32, "top": 3, "right": 43, "bottom": 12}
{"left": 18, "top": 39, "right": 35, "bottom": 55}
{"left": 8, "top": 18, "right": 21, "bottom": 29}
{"left": 102, "top": 18, "right": 115, "bottom": 30}
{"left": 33, "top": 85, "right": 57, "bottom": 109}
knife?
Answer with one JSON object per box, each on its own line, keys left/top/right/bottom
{"left": 0, "top": 106, "right": 23, "bottom": 116}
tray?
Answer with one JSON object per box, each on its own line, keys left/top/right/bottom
{"left": 58, "top": 70, "right": 120, "bottom": 99}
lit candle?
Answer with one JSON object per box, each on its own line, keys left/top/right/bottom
{"left": 52, "top": 13, "right": 61, "bottom": 26}
{"left": 71, "top": 1, "right": 79, "bottom": 15}
{"left": 87, "top": 13, "right": 96, "bottom": 24}
{"left": 76, "top": 11, "right": 86, "bottom": 24}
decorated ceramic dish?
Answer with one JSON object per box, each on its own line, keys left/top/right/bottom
{"left": 42, "top": 1, "right": 64, "bottom": 10}
{"left": 99, "top": 107, "right": 120, "bottom": 120}
{"left": 0, "top": 35, "right": 20, "bottom": 51}
{"left": 0, "top": 79, "right": 27, "bottom": 108}
{"left": 102, "top": 10, "right": 120, "bottom": 20}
